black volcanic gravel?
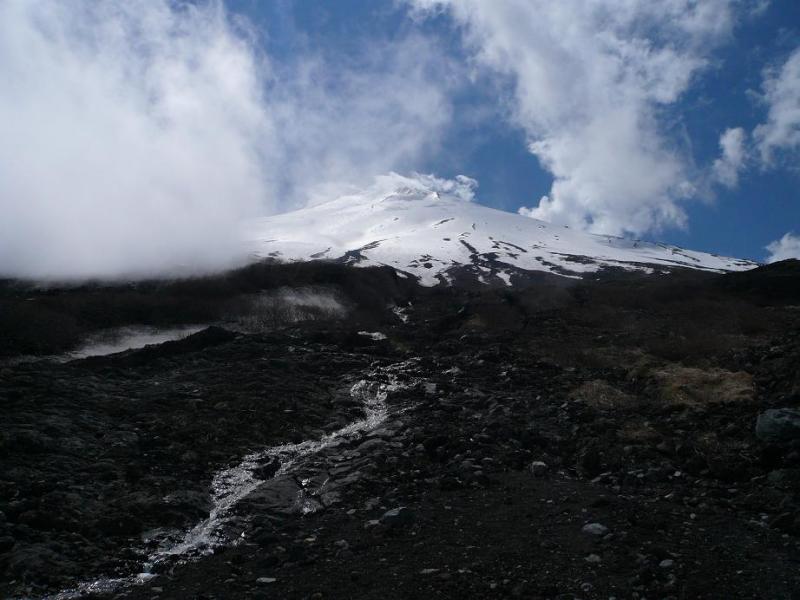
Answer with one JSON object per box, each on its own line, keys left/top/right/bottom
{"left": 2, "top": 261, "right": 800, "bottom": 599}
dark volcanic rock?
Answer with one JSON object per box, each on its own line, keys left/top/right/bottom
{"left": 3, "top": 263, "right": 800, "bottom": 599}
{"left": 380, "top": 506, "right": 415, "bottom": 529}
{"left": 756, "top": 408, "right": 800, "bottom": 445}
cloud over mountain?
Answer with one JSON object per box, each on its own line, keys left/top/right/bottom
{"left": 766, "top": 232, "right": 800, "bottom": 262}
{"left": 410, "top": 0, "right": 751, "bottom": 236}
{"left": 0, "top": 1, "right": 453, "bottom": 279}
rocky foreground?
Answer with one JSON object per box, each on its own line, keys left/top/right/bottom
{"left": 1, "top": 261, "right": 800, "bottom": 599}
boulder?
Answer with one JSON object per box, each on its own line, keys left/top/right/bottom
{"left": 756, "top": 408, "right": 800, "bottom": 445}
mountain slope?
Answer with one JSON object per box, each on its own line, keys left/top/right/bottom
{"left": 245, "top": 175, "right": 757, "bottom": 286}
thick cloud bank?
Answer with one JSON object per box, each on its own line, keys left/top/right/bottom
{"left": 0, "top": 1, "right": 272, "bottom": 279}
{"left": 411, "top": 0, "right": 745, "bottom": 236}
{"left": 0, "top": 1, "right": 453, "bottom": 279}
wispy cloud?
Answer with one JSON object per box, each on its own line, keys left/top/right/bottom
{"left": 754, "top": 46, "right": 800, "bottom": 166}
{"left": 0, "top": 1, "right": 454, "bottom": 279}
{"left": 712, "top": 127, "right": 748, "bottom": 188}
{"left": 709, "top": 44, "right": 799, "bottom": 192}
{"left": 265, "top": 34, "right": 457, "bottom": 209}
{"left": 409, "top": 0, "right": 750, "bottom": 236}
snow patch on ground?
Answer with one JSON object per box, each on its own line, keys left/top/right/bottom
{"left": 358, "top": 331, "right": 387, "bottom": 341}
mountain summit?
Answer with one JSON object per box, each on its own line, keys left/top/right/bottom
{"left": 246, "top": 174, "right": 756, "bottom": 286}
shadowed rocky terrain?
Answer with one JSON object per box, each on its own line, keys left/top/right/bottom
{"left": 1, "top": 260, "right": 799, "bottom": 599}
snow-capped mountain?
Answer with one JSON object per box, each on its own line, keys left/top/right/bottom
{"left": 245, "top": 174, "right": 757, "bottom": 286}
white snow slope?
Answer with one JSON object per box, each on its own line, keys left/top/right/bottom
{"left": 245, "top": 174, "right": 757, "bottom": 287}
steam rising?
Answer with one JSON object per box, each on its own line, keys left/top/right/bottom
{"left": 235, "top": 288, "right": 347, "bottom": 332}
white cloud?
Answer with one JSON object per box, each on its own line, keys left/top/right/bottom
{"left": 265, "top": 35, "right": 457, "bottom": 209}
{"left": 0, "top": 0, "right": 272, "bottom": 279}
{"left": 0, "top": 1, "right": 454, "bottom": 279}
{"left": 712, "top": 127, "right": 748, "bottom": 188}
{"left": 766, "top": 232, "right": 800, "bottom": 262}
{"left": 750, "top": 0, "right": 771, "bottom": 17}
{"left": 409, "top": 0, "right": 744, "bottom": 235}
{"left": 754, "top": 47, "right": 800, "bottom": 166}
{"left": 368, "top": 171, "right": 478, "bottom": 203}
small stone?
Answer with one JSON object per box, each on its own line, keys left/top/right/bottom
{"left": 585, "top": 553, "right": 602, "bottom": 563}
{"left": 420, "top": 568, "right": 440, "bottom": 575}
{"left": 381, "top": 506, "right": 415, "bottom": 528}
{"left": 256, "top": 577, "right": 277, "bottom": 584}
{"left": 582, "top": 522, "right": 609, "bottom": 536}
{"left": 659, "top": 559, "right": 675, "bottom": 569}
{"left": 528, "top": 461, "right": 549, "bottom": 477}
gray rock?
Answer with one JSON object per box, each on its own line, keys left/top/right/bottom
{"left": 755, "top": 408, "right": 800, "bottom": 445}
{"left": 355, "top": 438, "right": 386, "bottom": 454}
{"left": 381, "top": 506, "right": 415, "bottom": 528}
{"left": 585, "top": 553, "right": 602, "bottom": 563}
{"left": 581, "top": 522, "right": 609, "bottom": 536}
{"left": 240, "top": 476, "right": 320, "bottom": 515}
{"left": 528, "top": 461, "right": 548, "bottom": 477}
{"left": 767, "top": 468, "right": 800, "bottom": 490}
{"left": 162, "top": 489, "right": 211, "bottom": 517}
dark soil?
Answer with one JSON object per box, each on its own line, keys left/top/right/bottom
{"left": 2, "top": 260, "right": 800, "bottom": 599}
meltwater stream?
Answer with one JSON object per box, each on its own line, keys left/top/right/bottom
{"left": 48, "top": 360, "right": 418, "bottom": 600}
{"left": 147, "top": 377, "right": 392, "bottom": 562}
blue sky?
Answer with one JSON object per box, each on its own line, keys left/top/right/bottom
{"left": 1, "top": 1, "right": 798, "bottom": 278}
{"left": 230, "top": 0, "right": 799, "bottom": 262}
